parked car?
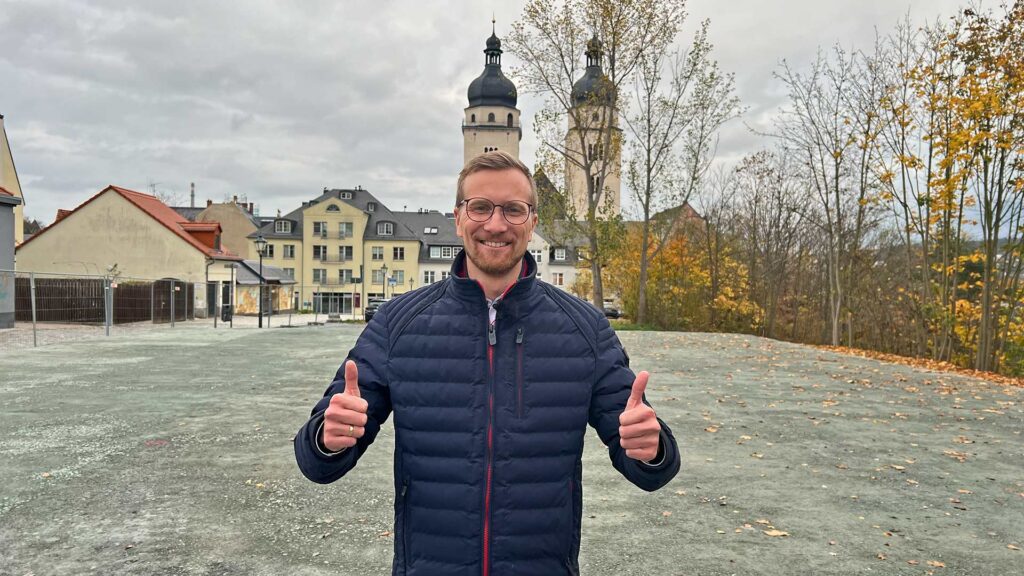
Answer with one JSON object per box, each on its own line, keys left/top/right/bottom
{"left": 603, "top": 306, "right": 622, "bottom": 319}
{"left": 363, "top": 298, "right": 391, "bottom": 322}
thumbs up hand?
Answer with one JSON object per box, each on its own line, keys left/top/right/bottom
{"left": 322, "top": 360, "right": 369, "bottom": 452}
{"left": 618, "top": 371, "right": 662, "bottom": 462}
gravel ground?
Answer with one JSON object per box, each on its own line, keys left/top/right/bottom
{"left": 0, "top": 326, "right": 1021, "bottom": 575}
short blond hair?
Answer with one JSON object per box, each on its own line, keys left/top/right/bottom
{"left": 456, "top": 151, "right": 538, "bottom": 207}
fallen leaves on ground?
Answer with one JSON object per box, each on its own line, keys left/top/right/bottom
{"left": 817, "top": 345, "right": 1024, "bottom": 388}
{"left": 763, "top": 529, "right": 789, "bottom": 537}
{"left": 927, "top": 560, "right": 946, "bottom": 567}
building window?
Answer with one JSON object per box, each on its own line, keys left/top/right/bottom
{"left": 372, "top": 246, "right": 384, "bottom": 260}
{"left": 488, "top": 112, "right": 495, "bottom": 122}
{"left": 429, "top": 246, "right": 441, "bottom": 258}
{"left": 313, "top": 269, "right": 327, "bottom": 284}
{"left": 274, "top": 220, "right": 290, "bottom": 234}
{"left": 441, "top": 246, "right": 455, "bottom": 259}
{"left": 263, "top": 244, "right": 275, "bottom": 258}
{"left": 372, "top": 269, "right": 385, "bottom": 284}
{"left": 339, "top": 269, "right": 353, "bottom": 283}
{"left": 339, "top": 222, "right": 353, "bottom": 238}
{"left": 283, "top": 244, "right": 295, "bottom": 259}
{"left": 341, "top": 191, "right": 352, "bottom": 199}
{"left": 327, "top": 204, "right": 340, "bottom": 212}
{"left": 339, "top": 246, "right": 353, "bottom": 261}
{"left": 554, "top": 248, "right": 567, "bottom": 261}
{"left": 552, "top": 272, "right": 564, "bottom": 286}
{"left": 441, "top": 271, "right": 451, "bottom": 280}
{"left": 377, "top": 222, "right": 394, "bottom": 236}
{"left": 393, "top": 270, "right": 405, "bottom": 284}
{"left": 471, "top": 113, "right": 476, "bottom": 123}
{"left": 313, "top": 245, "right": 327, "bottom": 260}
{"left": 283, "top": 268, "right": 295, "bottom": 279}
{"left": 393, "top": 247, "right": 405, "bottom": 261}
{"left": 423, "top": 270, "right": 436, "bottom": 284}
{"left": 530, "top": 249, "right": 543, "bottom": 263}
{"left": 507, "top": 113, "right": 513, "bottom": 127}
{"left": 367, "top": 202, "right": 376, "bottom": 212}
{"left": 313, "top": 221, "right": 327, "bottom": 237}
{"left": 423, "top": 226, "right": 438, "bottom": 234}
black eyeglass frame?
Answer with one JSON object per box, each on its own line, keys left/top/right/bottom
{"left": 458, "top": 197, "right": 535, "bottom": 225}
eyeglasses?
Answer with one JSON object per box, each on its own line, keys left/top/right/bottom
{"left": 460, "top": 197, "right": 534, "bottom": 225}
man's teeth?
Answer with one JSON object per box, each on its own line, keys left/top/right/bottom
{"left": 483, "top": 240, "right": 510, "bottom": 248}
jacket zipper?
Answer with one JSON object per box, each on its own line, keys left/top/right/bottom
{"left": 515, "top": 327, "right": 524, "bottom": 418}
{"left": 483, "top": 319, "right": 496, "bottom": 576}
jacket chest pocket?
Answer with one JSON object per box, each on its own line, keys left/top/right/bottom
{"left": 511, "top": 326, "right": 592, "bottom": 425}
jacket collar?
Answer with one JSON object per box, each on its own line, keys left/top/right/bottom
{"left": 448, "top": 249, "right": 538, "bottom": 306}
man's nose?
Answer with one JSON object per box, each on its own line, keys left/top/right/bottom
{"left": 483, "top": 207, "right": 510, "bottom": 231}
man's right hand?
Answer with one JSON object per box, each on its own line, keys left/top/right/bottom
{"left": 322, "top": 360, "right": 369, "bottom": 452}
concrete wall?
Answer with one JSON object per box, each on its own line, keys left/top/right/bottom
{"left": 15, "top": 190, "right": 210, "bottom": 282}
{"left": 0, "top": 200, "right": 16, "bottom": 328}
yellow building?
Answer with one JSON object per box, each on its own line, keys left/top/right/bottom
{"left": 250, "top": 188, "right": 420, "bottom": 316}
{"left": 0, "top": 114, "right": 24, "bottom": 244}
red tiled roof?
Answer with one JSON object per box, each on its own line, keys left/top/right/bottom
{"left": 17, "top": 185, "right": 242, "bottom": 260}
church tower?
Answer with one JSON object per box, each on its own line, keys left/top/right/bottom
{"left": 463, "top": 22, "right": 521, "bottom": 164}
{"left": 566, "top": 36, "right": 621, "bottom": 218}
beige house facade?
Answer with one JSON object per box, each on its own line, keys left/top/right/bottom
{"left": 15, "top": 186, "right": 242, "bottom": 317}
{"left": 0, "top": 114, "right": 24, "bottom": 245}
{"left": 195, "top": 199, "right": 260, "bottom": 259}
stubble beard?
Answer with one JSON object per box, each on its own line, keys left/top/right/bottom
{"left": 466, "top": 239, "right": 524, "bottom": 277}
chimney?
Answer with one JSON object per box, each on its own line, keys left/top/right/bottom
{"left": 190, "top": 182, "right": 195, "bottom": 208}
{"left": 206, "top": 199, "right": 213, "bottom": 207}
{"left": 248, "top": 202, "right": 253, "bottom": 214}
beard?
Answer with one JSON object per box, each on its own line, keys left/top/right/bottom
{"left": 464, "top": 236, "right": 526, "bottom": 277}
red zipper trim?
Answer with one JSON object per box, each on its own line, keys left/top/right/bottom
{"left": 484, "top": 341, "right": 494, "bottom": 576}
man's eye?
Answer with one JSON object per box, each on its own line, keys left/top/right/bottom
{"left": 505, "top": 205, "right": 526, "bottom": 216}
{"left": 469, "top": 202, "right": 492, "bottom": 213}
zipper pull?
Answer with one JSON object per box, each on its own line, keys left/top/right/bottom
{"left": 515, "top": 327, "right": 523, "bottom": 345}
{"left": 401, "top": 483, "right": 408, "bottom": 498}
{"left": 488, "top": 322, "right": 496, "bottom": 346}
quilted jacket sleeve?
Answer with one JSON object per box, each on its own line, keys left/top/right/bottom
{"left": 589, "top": 318, "right": 680, "bottom": 492}
{"left": 294, "top": 305, "right": 393, "bottom": 484}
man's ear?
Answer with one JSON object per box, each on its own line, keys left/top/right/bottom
{"left": 454, "top": 207, "right": 464, "bottom": 238}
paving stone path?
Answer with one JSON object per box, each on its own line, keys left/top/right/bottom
{"left": 0, "top": 326, "right": 1020, "bottom": 575}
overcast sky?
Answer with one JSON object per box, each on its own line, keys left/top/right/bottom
{"left": 1, "top": 0, "right": 970, "bottom": 225}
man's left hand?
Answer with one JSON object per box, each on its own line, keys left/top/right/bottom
{"left": 618, "top": 371, "right": 661, "bottom": 462}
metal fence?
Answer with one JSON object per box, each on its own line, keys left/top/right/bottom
{"left": 0, "top": 269, "right": 384, "bottom": 350}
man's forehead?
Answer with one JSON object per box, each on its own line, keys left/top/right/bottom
{"left": 463, "top": 169, "right": 532, "bottom": 198}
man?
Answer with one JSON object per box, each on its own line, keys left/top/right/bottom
{"left": 294, "top": 151, "right": 680, "bottom": 575}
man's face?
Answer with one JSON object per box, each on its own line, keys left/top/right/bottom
{"left": 455, "top": 168, "right": 538, "bottom": 278}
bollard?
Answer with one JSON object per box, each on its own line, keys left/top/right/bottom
{"left": 170, "top": 282, "right": 175, "bottom": 328}
{"left": 29, "top": 272, "right": 38, "bottom": 347}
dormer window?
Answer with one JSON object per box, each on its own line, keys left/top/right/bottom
{"left": 326, "top": 204, "right": 340, "bottom": 212}
{"left": 341, "top": 191, "right": 353, "bottom": 199}
{"left": 377, "top": 222, "right": 394, "bottom": 236}
{"left": 423, "top": 226, "right": 438, "bottom": 234}
{"left": 367, "top": 202, "right": 376, "bottom": 212}
{"left": 274, "top": 220, "right": 290, "bottom": 234}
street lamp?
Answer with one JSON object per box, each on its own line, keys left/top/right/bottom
{"left": 381, "top": 263, "right": 389, "bottom": 299}
{"left": 255, "top": 234, "right": 267, "bottom": 328}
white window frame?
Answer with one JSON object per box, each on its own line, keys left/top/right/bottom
{"left": 423, "top": 270, "right": 436, "bottom": 284}
{"left": 441, "top": 246, "right": 454, "bottom": 259}
{"left": 429, "top": 246, "right": 441, "bottom": 258}
{"left": 339, "top": 222, "right": 353, "bottom": 239}
{"left": 274, "top": 220, "right": 290, "bottom": 234}
{"left": 372, "top": 246, "right": 384, "bottom": 261}
{"left": 377, "top": 222, "right": 394, "bottom": 236}
{"left": 283, "top": 244, "right": 295, "bottom": 259}
{"left": 530, "top": 249, "right": 543, "bottom": 263}
{"left": 554, "top": 248, "right": 567, "bottom": 261}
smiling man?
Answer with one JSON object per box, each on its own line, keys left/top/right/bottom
{"left": 295, "top": 151, "right": 680, "bottom": 576}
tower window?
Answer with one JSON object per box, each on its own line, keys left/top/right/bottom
{"left": 507, "top": 113, "right": 513, "bottom": 127}
{"left": 471, "top": 113, "right": 476, "bottom": 123}
{"left": 488, "top": 113, "right": 495, "bottom": 122}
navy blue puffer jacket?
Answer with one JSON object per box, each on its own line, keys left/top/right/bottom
{"left": 295, "top": 251, "right": 680, "bottom": 575}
